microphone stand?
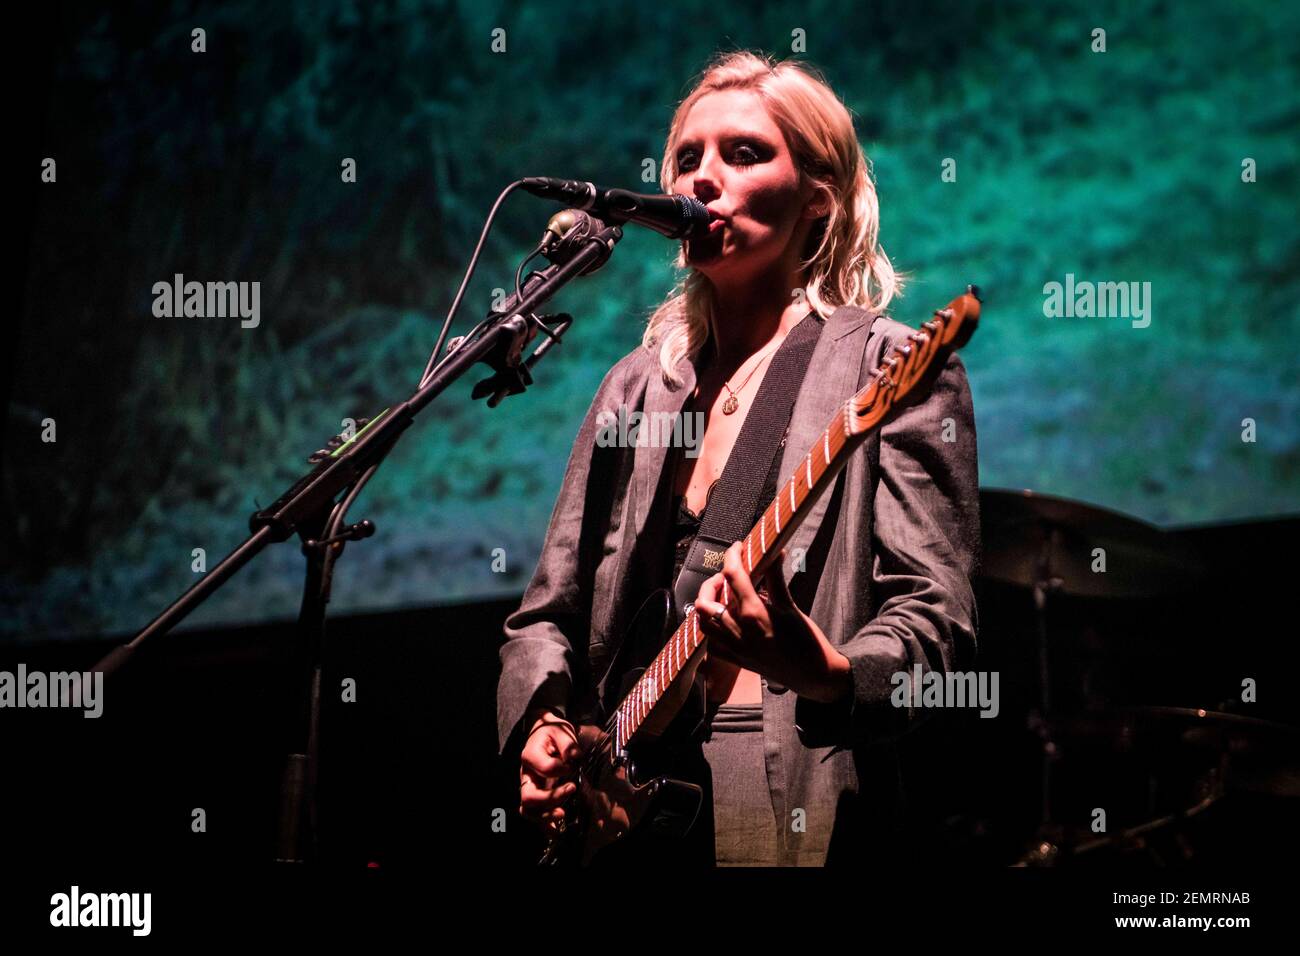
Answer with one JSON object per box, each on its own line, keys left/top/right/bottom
{"left": 91, "top": 212, "right": 625, "bottom": 864}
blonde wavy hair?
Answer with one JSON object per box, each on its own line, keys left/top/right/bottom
{"left": 642, "top": 50, "right": 903, "bottom": 388}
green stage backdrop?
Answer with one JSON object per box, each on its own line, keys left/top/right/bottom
{"left": 4, "top": 0, "right": 1298, "bottom": 639}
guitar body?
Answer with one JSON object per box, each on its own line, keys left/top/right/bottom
{"left": 539, "top": 589, "right": 709, "bottom": 867}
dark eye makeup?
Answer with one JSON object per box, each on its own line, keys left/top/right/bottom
{"left": 675, "top": 138, "right": 771, "bottom": 172}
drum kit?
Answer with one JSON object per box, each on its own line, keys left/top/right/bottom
{"left": 976, "top": 488, "right": 1300, "bottom": 865}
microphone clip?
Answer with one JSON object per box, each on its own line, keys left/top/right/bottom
{"left": 540, "top": 208, "right": 621, "bottom": 276}
{"left": 470, "top": 312, "right": 575, "bottom": 407}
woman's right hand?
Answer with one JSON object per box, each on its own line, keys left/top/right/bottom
{"left": 518, "top": 711, "right": 582, "bottom": 831}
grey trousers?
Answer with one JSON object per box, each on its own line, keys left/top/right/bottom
{"left": 701, "top": 702, "right": 780, "bottom": 866}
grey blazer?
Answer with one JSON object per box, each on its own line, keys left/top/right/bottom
{"left": 496, "top": 303, "right": 981, "bottom": 865}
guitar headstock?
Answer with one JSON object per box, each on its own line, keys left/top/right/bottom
{"left": 847, "top": 285, "right": 980, "bottom": 434}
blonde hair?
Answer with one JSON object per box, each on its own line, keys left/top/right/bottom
{"left": 642, "top": 50, "right": 903, "bottom": 388}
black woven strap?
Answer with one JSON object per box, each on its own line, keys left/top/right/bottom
{"left": 672, "top": 311, "right": 825, "bottom": 618}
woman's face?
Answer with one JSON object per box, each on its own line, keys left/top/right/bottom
{"left": 671, "top": 89, "right": 820, "bottom": 285}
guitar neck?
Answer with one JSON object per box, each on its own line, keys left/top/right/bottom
{"left": 610, "top": 289, "right": 980, "bottom": 756}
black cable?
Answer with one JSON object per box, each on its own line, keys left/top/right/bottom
{"left": 320, "top": 461, "right": 381, "bottom": 584}
{"left": 419, "top": 180, "right": 526, "bottom": 389}
{"left": 515, "top": 243, "right": 544, "bottom": 305}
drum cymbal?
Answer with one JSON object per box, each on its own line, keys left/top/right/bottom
{"left": 1053, "top": 705, "right": 1300, "bottom": 796}
{"left": 979, "top": 488, "right": 1209, "bottom": 597}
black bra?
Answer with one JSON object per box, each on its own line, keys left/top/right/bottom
{"left": 673, "top": 476, "right": 720, "bottom": 524}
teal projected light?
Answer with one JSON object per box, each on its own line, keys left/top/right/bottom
{"left": 3, "top": 0, "right": 1296, "bottom": 639}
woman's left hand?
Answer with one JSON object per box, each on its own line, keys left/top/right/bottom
{"left": 693, "top": 543, "right": 852, "bottom": 704}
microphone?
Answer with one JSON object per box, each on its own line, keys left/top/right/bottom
{"left": 521, "top": 178, "right": 711, "bottom": 239}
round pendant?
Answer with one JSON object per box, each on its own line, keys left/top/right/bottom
{"left": 722, "top": 394, "right": 739, "bottom": 415}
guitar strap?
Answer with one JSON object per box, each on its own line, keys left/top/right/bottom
{"left": 593, "top": 312, "right": 825, "bottom": 749}
{"left": 671, "top": 309, "right": 825, "bottom": 620}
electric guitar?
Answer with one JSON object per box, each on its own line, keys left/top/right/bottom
{"left": 539, "top": 286, "right": 981, "bottom": 866}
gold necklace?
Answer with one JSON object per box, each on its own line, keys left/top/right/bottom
{"left": 719, "top": 339, "right": 783, "bottom": 414}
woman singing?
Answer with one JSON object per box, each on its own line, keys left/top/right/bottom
{"left": 497, "top": 50, "right": 980, "bottom": 866}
